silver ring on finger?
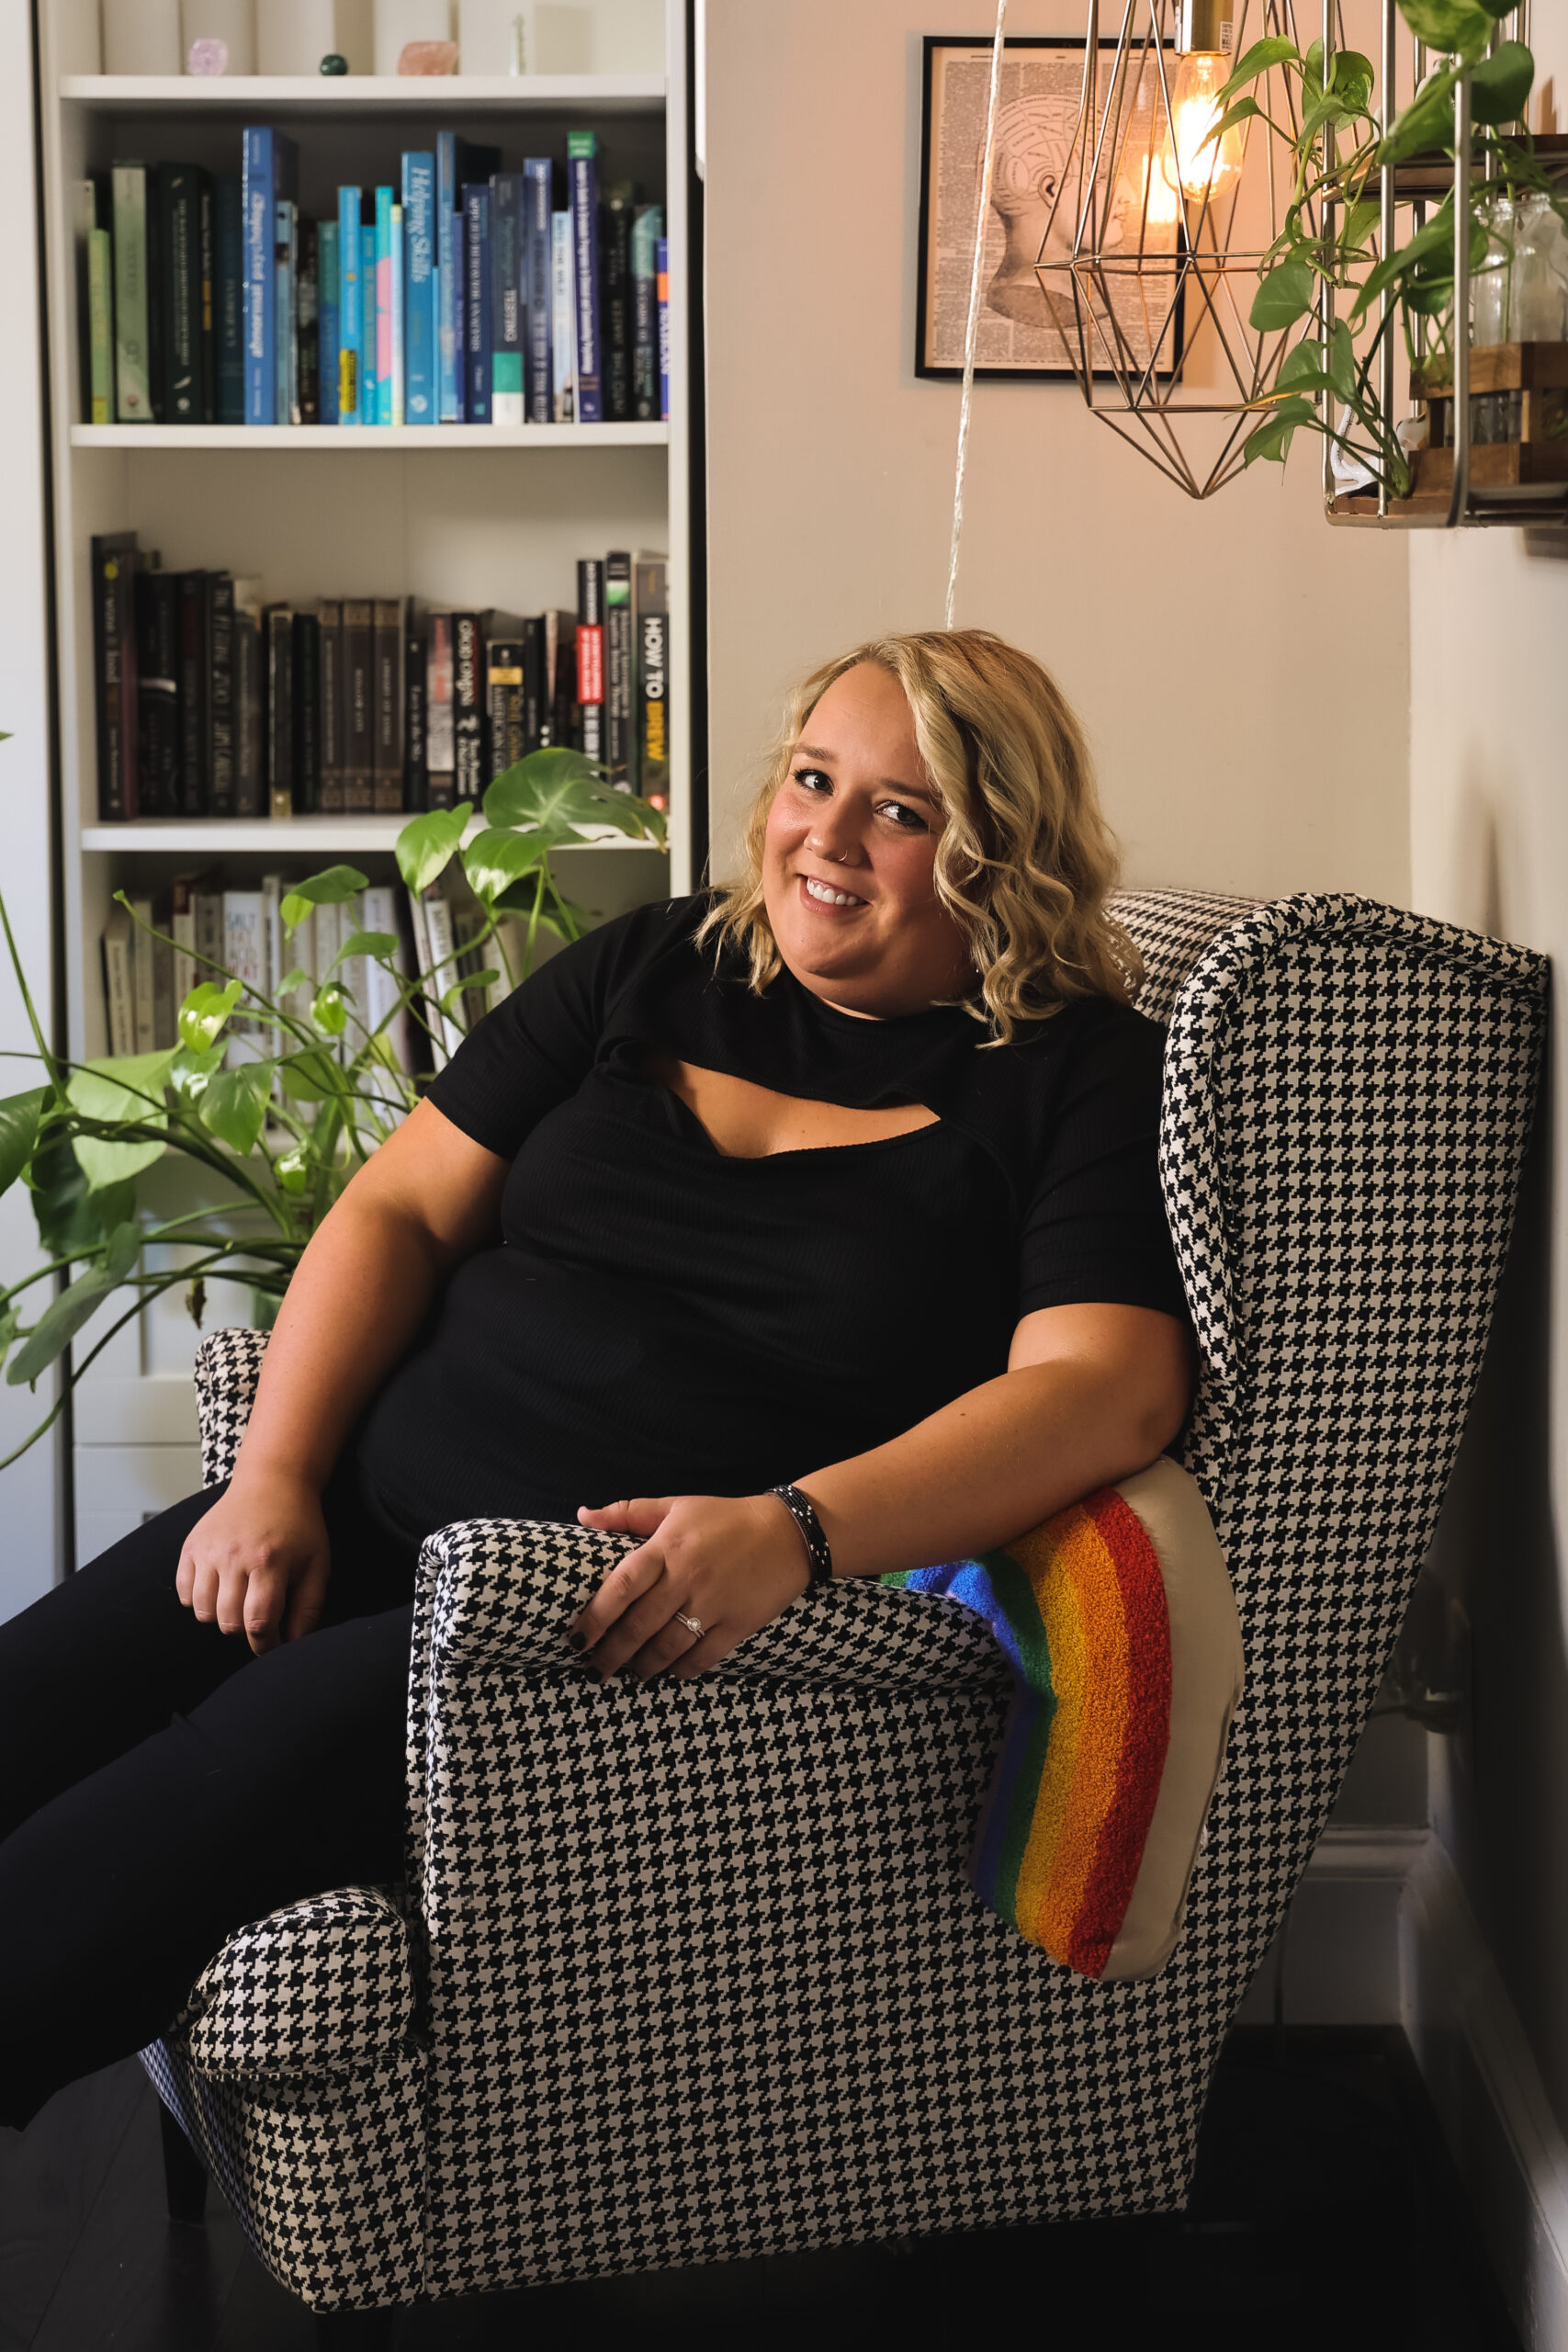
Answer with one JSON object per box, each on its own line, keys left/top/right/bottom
{"left": 673, "top": 1610, "right": 705, "bottom": 1639}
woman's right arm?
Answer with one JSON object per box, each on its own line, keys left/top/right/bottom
{"left": 176, "top": 1097, "right": 508, "bottom": 1655}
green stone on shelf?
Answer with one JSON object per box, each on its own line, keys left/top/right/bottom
{"left": 319, "top": 52, "right": 349, "bottom": 74}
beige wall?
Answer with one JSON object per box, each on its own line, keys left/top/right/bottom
{"left": 1410, "top": 524, "right": 1568, "bottom": 2135}
{"left": 702, "top": 0, "right": 1411, "bottom": 901}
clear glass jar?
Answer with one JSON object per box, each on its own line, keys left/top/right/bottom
{"left": 1473, "top": 195, "right": 1516, "bottom": 347}
{"left": 1508, "top": 193, "right": 1568, "bottom": 343}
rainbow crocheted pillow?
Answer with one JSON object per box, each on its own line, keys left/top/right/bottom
{"left": 886, "top": 1456, "right": 1243, "bottom": 1982}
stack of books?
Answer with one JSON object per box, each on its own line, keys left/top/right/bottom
{"left": 90, "top": 533, "right": 671, "bottom": 820}
{"left": 100, "top": 865, "right": 525, "bottom": 1075}
{"left": 78, "top": 128, "right": 668, "bottom": 427}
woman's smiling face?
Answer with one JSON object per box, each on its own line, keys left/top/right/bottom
{"left": 761, "top": 662, "right": 977, "bottom": 1020}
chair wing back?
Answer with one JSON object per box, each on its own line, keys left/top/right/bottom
{"left": 1119, "top": 888, "right": 1547, "bottom": 1973}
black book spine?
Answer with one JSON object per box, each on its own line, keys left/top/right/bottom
{"left": 604, "top": 548, "right": 632, "bottom": 791}
{"left": 485, "top": 638, "right": 524, "bottom": 784}
{"left": 292, "top": 612, "right": 320, "bottom": 812}
{"left": 145, "top": 170, "right": 164, "bottom": 423}
{"left": 600, "top": 193, "right": 632, "bottom": 423}
{"left": 342, "top": 600, "right": 374, "bottom": 811}
{"left": 522, "top": 616, "right": 546, "bottom": 754}
{"left": 453, "top": 612, "right": 484, "bottom": 804}
{"left": 134, "top": 568, "right": 180, "bottom": 818}
{"left": 233, "top": 604, "right": 263, "bottom": 816}
{"left": 175, "top": 571, "right": 209, "bottom": 816}
{"left": 404, "top": 621, "right": 427, "bottom": 810}
{"left": 207, "top": 573, "right": 235, "bottom": 816}
{"left": 160, "top": 166, "right": 196, "bottom": 424}
{"left": 575, "top": 560, "right": 604, "bottom": 763}
{"left": 197, "top": 173, "right": 215, "bottom": 423}
{"left": 298, "top": 217, "right": 319, "bottom": 425}
{"left": 265, "top": 606, "right": 295, "bottom": 820}
{"left": 91, "top": 534, "right": 141, "bottom": 820}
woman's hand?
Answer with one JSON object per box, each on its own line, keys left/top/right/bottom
{"left": 175, "top": 1471, "right": 333, "bottom": 1657}
{"left": 570, "top": 1494, "right": 811, "bottom": 1679}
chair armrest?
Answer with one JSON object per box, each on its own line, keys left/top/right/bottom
{"left": 415, "top": 1516, "right": 1008, "bottom": 1695}
{"left": 194, "top": 1326, "right": 270, "bottom": 1487}
{"left": 168, "top": 1885, "right": 417, "bottom": 2084}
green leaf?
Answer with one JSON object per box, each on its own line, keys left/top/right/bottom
{"left": 0, "top": 1301, "right": 18, "bottom": 1376}
{"left": 1471, "top": 40, "right": 1534, "bottom": 126}
{"left": 1329, "top": 47, "right": 1375, "bottom": 97}
{"left": 462, "top": 825, "right": 554, "bottom": 908}
{"left": 199, "top": 1062, "right": 273, "bottom": 1156}
{"left": 437, "top": 980, "right": 473, "bottom": 1016}
{"left": 394, "top": 808, "right": 470, "bottom": 896}
{"left": 330, "top": 929, "right": 400, "bottom": 969}
{"left": 276, "top": 967, "right": 311, "bottom": 997}
{"left": 1329, "top": 318, "right": 1359, "bottom": 402}
{"left": 0, "top": 1087, "right": 46, "bottom": 1200}
{"left": 1395, "top": 0, "right": 1491, "bottom": 52}
{"left": 1303, "top": 38, "right": 1325, "bottom": 97}
{"left": 311, "top": 983, "right": 348, "bottom": 1037}
{"left": 461, "top": 967, "right": 502, "bottom": 996}
{"left": 177, "top": 977, "right": 243, "bottom": 1051}
{"left": 1215, "top": 34, "right": 1300, "bottom": 103}
{"left": 1352, "top": 197, "right": 1455, "bottom": 315}
{"left": 1202, "top": 95, "right": 1260, "bottom": 152}
{"left": 66, "top": 1052, "right": 178, "bottom": 1191}
{"left": 1274, "top": 339, "right": 1332, "bottom": 393}
{"left": 276, "top": 1047, "right": 344, "bottom": 1102}
{"left": 1245, "top": 399, "right": 1315, "bottom": 466}
{"left": 7, "top": 1220, "right": 141, "bottom": 1388}
{"left": 280, "top": 865, "right": 369, "bottom": 933}
{"left": 1339, "top": 198, "right": 1383, "bottom": 259}
{"left": 28, "top": 1131, "right": 133, "bottom": 1258}
{"left": 1251, "top": 254, "right": 1317, "bottom": 330}
{"left": 482, "top": 748, "right": 665, "bottom": 842}
{"left": 274, "top": 1142, "right": 312, "bottom": 1194}
{"left": 168, "top": 1041, "right": 225, "bottom": 1108}
{"left": 1382, "top": 66, "right": 1461, "bottom": 165}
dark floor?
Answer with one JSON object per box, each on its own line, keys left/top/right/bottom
{"left": 1, "top": 2027, "right": 1522, "bottom": 2352}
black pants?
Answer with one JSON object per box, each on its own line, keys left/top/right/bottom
{"left": 0, "top": 1472, "right": 420, "bottom": 2131}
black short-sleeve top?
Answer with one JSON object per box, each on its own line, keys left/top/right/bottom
{"left": 351, "top": 893, "right": 1187, "bottom": 1541}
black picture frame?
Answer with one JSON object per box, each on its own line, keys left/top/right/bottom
{"left": 915, "top": 33, "right": 1187, "bottom": 385}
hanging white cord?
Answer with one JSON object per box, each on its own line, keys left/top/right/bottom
{"left": 944, "top": 0, "right": 1010, "bottom": 630}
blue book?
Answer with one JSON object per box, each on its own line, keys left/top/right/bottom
{"left": 361, "top": 222, "right": 378, "bottom": 423}
{"left": 401, "top": 153, "right": 436, "bottom": 424}
{"left": 657, "top": 235, "right": 669, "bottom": 422}
{"left": 523, "top": 158, "right": 553, "bottom": 425}
{"left": 242, "top": 127, "right": 298, "bottom": 424}
{"left": 490, "top": 172, "right": 525, "bottom": 425}
{"left": 274, "top": 198, "right": 297, "bottom": 425}
{"left": 374, "top": 187, "right": 393, "bottom": 427}
{"left": 463, "top": 183, "right": 492, "bottom": 424}
{"left": 451, "top": 207, "right": 467, "bottom": 422}
{"left": 336, "top": 188, "right": 361, "bottom": 423}
{"left": 566, "top": 131, "right": 602, "bottom": 424}
{"left": 436, "top": 134, "right": 497, "bottom": 422}
{"left": 319, "top": 220, "right": 340, "bottom": 425}
{"left": 215, "top": 175, "right": 244, "bottom": 424}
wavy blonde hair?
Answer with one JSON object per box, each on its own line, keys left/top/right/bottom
{"left": 699, "top": 628, "right": 1140, "bottom": 1042}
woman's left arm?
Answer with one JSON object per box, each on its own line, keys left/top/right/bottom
{"left": 570, "top": 1302, "right": 1192, "bottom": 1680}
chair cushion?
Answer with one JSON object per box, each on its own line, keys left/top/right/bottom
{"left": 172, "top": 1885, "right": 417, "bottom": 2082}
{"left": 887, "top": 1456, "right": 1243, "bottom": 1981}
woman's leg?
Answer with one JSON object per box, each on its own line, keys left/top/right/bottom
{"left": 0, "top": 1596, "right": 415, "bottom": 2130}
{"left": 0, "top": 1468, "right": 416, "bottom": 1843}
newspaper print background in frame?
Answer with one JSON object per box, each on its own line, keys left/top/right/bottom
{"left": 916, "top": 35, "right": 1186, "bottom": 381}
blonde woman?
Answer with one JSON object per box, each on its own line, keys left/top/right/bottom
{"left": 0, "top": 629, "right": 1190, "bottom": 2128}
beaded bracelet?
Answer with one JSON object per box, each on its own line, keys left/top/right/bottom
{"left": 769, "top": 1484, "right": 835, "bottom": 1590}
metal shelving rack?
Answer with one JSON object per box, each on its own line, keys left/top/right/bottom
{"left": 1324, "top": 0, "right": 1567, "bottom": 528}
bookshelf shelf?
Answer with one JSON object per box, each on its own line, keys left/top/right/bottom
{"left": 61, "top": 74, "right": 667, "bottom": 117}
{"left": 82, "top": 819, "right": 667, "bottom": 853}
{"left": 71, "top": 422, "right": 668, "bottom": 450}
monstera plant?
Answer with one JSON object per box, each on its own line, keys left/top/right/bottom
{"left": 0, "top": 751, "right": 662, "bottom": 1464}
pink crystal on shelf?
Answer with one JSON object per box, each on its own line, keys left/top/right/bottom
{"left": 398, "top": 40, "right": 458, "bottom": 74}
{"left": 186, "top": 37, "right": 229, "bottom": 75}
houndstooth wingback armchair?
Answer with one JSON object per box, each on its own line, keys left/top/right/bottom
{"left": 141, "top": 889, "right": 1548, "bottom": 2338}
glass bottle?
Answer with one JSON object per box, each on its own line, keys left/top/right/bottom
{"left": 1509, "top": 193, "right": 1568, "bottom": 343}
{"left": 1472, "top": 195, "right": 1515, "bottom": 348}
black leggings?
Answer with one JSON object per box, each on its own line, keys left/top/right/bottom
{"left": 0, "top": 1472, "right": 421, "bottom": 2131}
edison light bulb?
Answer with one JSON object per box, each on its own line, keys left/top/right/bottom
{"left": 1162, "top": 47, "right": 1246, "bottom": 203}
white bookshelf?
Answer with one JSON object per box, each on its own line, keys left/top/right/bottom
{"left": 37, "top": 0, "right": 696, "bottom": 1557}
